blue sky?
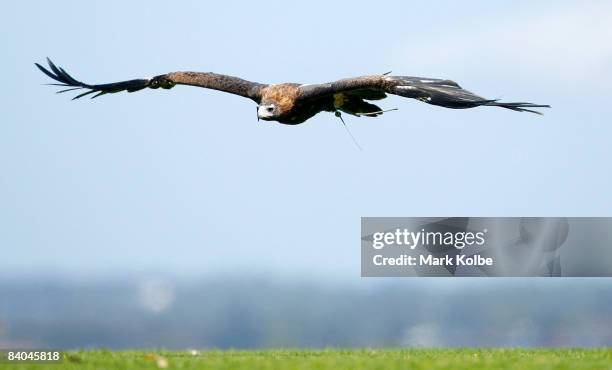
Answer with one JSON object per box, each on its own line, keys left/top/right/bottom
{"left": 1, "top": 1, "right": 611, "bottom": 280}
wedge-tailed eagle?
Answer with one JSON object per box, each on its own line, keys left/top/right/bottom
{"left": 37, "top": 58, "right": 549, "bottom": 124}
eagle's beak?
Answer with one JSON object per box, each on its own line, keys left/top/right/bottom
{"left": 257, "top": 106, "right": 260, "bottom": 122}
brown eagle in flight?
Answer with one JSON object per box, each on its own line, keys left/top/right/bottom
{"left": 37, "top": 58, "right": 549, "bottom": 124}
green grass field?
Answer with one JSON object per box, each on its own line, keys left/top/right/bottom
{"left": 3, "top": 349, "right": 611, "bottom": 369}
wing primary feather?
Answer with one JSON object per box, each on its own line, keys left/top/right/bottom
{"left": 35, "top": 63, "right": 65, "bottom": 83}
{"left": 58, "top": 67, "right": 85, "bottom": 87}
{"left": 38, "top": 58, "right": 155, "bottom": 100}
{"left": 72, "top": 90, "right": 96, "bottom": 100}
{"left": 56, "top": 87, "right": 84, "bottom": 94}
{"left": 46, "top": 58, "right": 63, "bottom": 78}
{"left": 90, "top": 91, "right": 107, "bottom": 99}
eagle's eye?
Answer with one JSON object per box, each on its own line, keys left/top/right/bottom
{"left": 266, "top": 106, "right": 274, "bottom": 113}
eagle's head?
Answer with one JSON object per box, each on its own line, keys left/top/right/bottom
{"left": 257, "top": 103, "right": 279, "bottom": 121}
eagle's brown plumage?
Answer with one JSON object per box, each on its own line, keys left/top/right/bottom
{"left": 260, "top": 84, "right": 301, "bottom": 117}
{"left": 36, "top": 58, "right": 550, "bottom": 125}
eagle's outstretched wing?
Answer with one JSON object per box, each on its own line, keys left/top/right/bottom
{"left": 36, "top": 58, "right": 267, "bottom": 102}
{"left": 299, "top": 75, "right": 550, "bottom": 115}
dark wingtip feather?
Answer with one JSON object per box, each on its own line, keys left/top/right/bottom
{"left": 520, "top": 108, "right": 544, "bottom": 115}
{"left": 72, "top": 90, "right": 96, "bottom": 100}
{"left": 37, "top": 58, "right": 82, "bottom": 87}
{"left": 56, "top": 87, "right": 84, "bottom": 94}
{"left": 38, "top": 57, "right": 152, "bottom": 101}
{"left": 90, "top": 91, "right": 106, "bottom": 99}
{"left": 58, "top": 67, "right": 82, "bottom": 86}
{"left": 485, "top": 101, "right": 550, "bottom": 115}
{"left": 38, "top": 58, "right": 102, "bottom": 99}
{"left": 46, "top": 58, "right": 63, "bottom": 78}
{"left": 36, "top": 62, "right": 64, "bottom": 83}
